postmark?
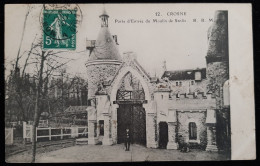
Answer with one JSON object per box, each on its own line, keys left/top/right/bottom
{"left": 41, "top": 4, "right": 82, "bottom": 49}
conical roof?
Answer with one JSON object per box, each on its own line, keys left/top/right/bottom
{"left": 88, "top": 13, "right": 122, "bottom": 61}
{"left": 206, "top": 11, "right": 228, "bottom": 63}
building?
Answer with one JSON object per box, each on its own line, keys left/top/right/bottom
{"left": 85, "top": 9, "right": 230, "bottom": 152}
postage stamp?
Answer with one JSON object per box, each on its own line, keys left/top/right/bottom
{"left": 43, "top": 10, "right": 77, "bottom": 49}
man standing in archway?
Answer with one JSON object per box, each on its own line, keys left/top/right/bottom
{"left": 125, "top": 128, "right": 131, "bottom": 151}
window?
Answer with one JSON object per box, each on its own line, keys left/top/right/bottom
{"left": 179, "top": 82, "right": 182, "bottom": 86}
{"left": 189, "top": 122, "right": 197, "bottom": 140}
{"left": 94, "top": 123, "right": 97, "bottom": 137}
{"left": 191, "top": 81, "right": 194, "bottom": 85}
{"left": 176, "top": 82, "right": 179, "bottom": 86}
{"left": 194, "top": 91, "right": 198, "bottom": 98}
{"left": 195, "top": 72, "right": 202, "bottom": 81}
{"left": 176, "top": 92, "right": 180, "bottom": 98}
{"left": 161, "top": 95, "right": 163, "bottom": 99}
{"left": 99, "top": 120, "right": 104, "bottom": 136}
{"left": 223, "top": 80, "right": 230, "bottom": 106}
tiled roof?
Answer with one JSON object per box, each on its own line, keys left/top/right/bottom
{"left": 161, "top": 68, "right": 206, "bottom": 81}
{"left": 88, "top": 27, "right": 122, "bottom": 61}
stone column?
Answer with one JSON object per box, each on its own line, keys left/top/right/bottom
{"left": 167, "top": 123, "right": 178, "bottom": 149}
{"left": 206, "top": 126, "right": 218, "bottom": 151}
{"left": 111, "top": 104, "right": 119, "bottom": 144}
{"left": 146, "top": 113, "right": 158, "bottom": 148}
{"left": 102, "top": 113, "right": 113, "bottom": 145}
{"left": 88, "top": 120, "right": 98, "bottom": 145}
{"left": 96, "top": 123, "right": 100, "bottom": 137}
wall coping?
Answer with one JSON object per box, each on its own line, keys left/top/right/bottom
{"left": 86, "top": 60, "right": 122, "bottom": 67}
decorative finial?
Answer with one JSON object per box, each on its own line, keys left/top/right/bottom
{"left": 99, "top": 6, "right": 109, "bottom": 27}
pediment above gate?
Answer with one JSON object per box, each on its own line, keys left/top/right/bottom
{"left": 107, "top": 52, "right": 154, "bottom": 99}
{"left": 110, "top": 52, "right": 151, "bottom": 85}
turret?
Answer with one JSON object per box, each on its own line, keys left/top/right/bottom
{"left": 99, "top": 9, "right": 109, "bottom": 27}
{"left": 206, "top": 11, "right": 229, "bottom": 110}
{"left": 85, "top": 9, "right": 122, "bottom": 99}
{"left": 205, "top": 10, "right": 230, "bottom": 152}
{"left": 206, "top": 11, "right": 229, "bottom": 64}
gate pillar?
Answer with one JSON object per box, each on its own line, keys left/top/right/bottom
{"left": 144, "top": 102, "right": 158, "bottom": 148}
{"left": 102, "top": 113, "right": 113, "bottom": 145}
{"left": 111, "top": 104, "right": 119, "bottom": 144}
{"left": 167, "top": 123, "right": 178, "bottom": 149}
{"left": 87, "top": 106, "right": 98, "bottom": 145}
{"left": 88, "top": 120, "right": 98, "bottom": 145}
{"left": 206, "top": 126, "right": 218, "bottom": 151}
{"left": 167, "top": 109, "right": 178, "bottom": 149}
{"left": 205, "top": 109, "right": 218, "bottom": 151}
{"left": 146, "top": 113, "right": 158, "bottom": 148}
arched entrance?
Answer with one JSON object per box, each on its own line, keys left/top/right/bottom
{"left": 159, "top": 122, "right": 168, "bottom": 149}
{"left": 115, "top": 72, "right": 146, "bottom": 145}
{"left": 110, "top": 66, "right": 151, "bottom": 146}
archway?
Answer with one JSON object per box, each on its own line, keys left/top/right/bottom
{"left": 110, "top": 66, "right": 151, "bottom": 146}
{"left": 159, "top": 122, "right": 168, "bottom": 149}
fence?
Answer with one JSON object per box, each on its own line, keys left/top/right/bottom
{"left": 23, "top": 121, "right": 88, "bottom": 143}
{"left": 5, "top": 128, "right": 14, "bottom": 145}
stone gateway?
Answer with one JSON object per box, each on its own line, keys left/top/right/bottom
{"left": 85, "top": 9, "right": 230, "bottom": 154}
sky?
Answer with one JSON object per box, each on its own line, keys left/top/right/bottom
{"left": 5, "top": 4, "right": 216, "bottom": 79}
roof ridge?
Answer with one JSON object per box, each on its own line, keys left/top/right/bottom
{"left": 166, "top": 68, "right": 206, "bottom": 72}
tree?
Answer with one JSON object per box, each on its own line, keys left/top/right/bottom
{"left": 26, "top": 38, "right": 73, "bottom": 162}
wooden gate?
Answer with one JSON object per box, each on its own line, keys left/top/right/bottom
{"left": 117, "top": 104, "right": 146, "bottom": 145}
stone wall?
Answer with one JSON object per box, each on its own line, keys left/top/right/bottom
{"left": 86, "top": 63, "right": 121, "bottom": 98}
{"left": 207, "top": 62, "right": 229, "bottom": 109}
{"left": 176, "top": 111, "right": 207, "bottom": 149}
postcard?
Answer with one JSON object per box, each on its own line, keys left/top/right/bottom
{"left": 4, "top": 3, "right": 255, "bottom": 162}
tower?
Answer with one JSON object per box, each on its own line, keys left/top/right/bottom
{"left": 206, "top": 10, "right": 229, "bottom": 110}
{"left": 205, "top": 11, "right": 230, "bottom": 153}
{"left": 86, "top": 9, "right": 122, "bottom": 100}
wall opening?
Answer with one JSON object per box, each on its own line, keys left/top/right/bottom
{"left": 159, "top": 122, "right": 168, "bottom": 149}
{"left": 189, "top": 122, "right": 197, "bottom": 140}
{"left": 99, "top": 120, "right": 104, "bottom": 136}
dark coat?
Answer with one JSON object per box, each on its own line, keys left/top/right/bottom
{"left": 125, "top": 130, "right": 131, "bottom": 141}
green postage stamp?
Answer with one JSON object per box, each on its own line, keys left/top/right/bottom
{"left": 43, "top": 10, "right": 76, "bottom": 49}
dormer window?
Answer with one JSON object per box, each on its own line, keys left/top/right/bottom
{"left": 195, "top": 71, "right": 202, "bottom": 81}
{"left": 176, "top": 82, "right": 179, "bottom": 86}
{"left": 194, "top": 91, "right": 198, "bottom": 98}
{"left": 176, "top": 92, "right": 180, "bottom": 98}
